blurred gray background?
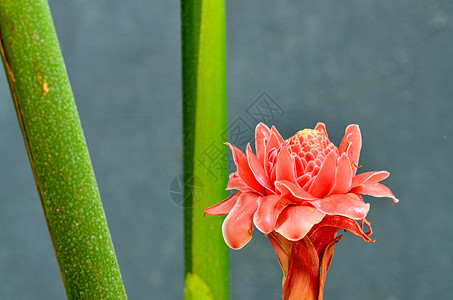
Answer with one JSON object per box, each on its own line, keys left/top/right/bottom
{"left": 1, "top": 0, "right": 452, "bottom": 299}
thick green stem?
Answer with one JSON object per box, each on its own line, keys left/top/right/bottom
{"left": 182, "top": 0, "right": 229, "bottom": 299}
{"left": 0, "top": 1, "right": 127, "bottom": 299}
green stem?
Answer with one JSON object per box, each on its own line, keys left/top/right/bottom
{"left": 181, "top": 0, "right": 229, "bottom": 299}
{"left": 0, "top": 1, "right": 127, "bottom": 299}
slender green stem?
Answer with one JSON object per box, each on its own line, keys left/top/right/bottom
{"left": 0, "top": 1, "right": 127, "bottom": 299}
{"left": 182, "top": 0, "right": 229, "bottom": 299}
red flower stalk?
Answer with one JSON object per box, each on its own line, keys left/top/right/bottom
{"left": 205, "top": 123, "right": 398, "bottom": 300}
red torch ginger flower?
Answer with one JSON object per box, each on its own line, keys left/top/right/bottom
{"left": 205, "top": 123, "right": 398, "bottom": 300}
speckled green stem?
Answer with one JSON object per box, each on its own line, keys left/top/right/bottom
{"left": 0, "top": 1, "right": 127, "bottom": 299}
{"left": 182, "top": 0, "right": 229, "bottom": 299}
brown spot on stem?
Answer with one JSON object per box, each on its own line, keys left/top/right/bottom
{"left": 37, "top": 73, "right": 49, "bottom": 97}
{"left": 42, "top": 79, "right": 49, "bottom": 96}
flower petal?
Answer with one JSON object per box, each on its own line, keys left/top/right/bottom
{"left": 314, "top": 122, "right": 328, "bottom": 139}
{"left": 351, "top": 182, "right": 399, "bottom": 204}
{"left": 271, "top": 125, "right": 284, "bottom": 144}
{"left": 254, "top": 195, "right": 291, "bottom": 234}
{"left": 330, "top": 153, "right": 353, "bottom": 195}
{"left": 351, "top": 171, "right": 390, "bottom": 188}
{"left": 318, "top": 235, "right": 342, "bottom": 300}
{"left": 308, "top": 150, "right": 337, "bottom": 198}
{"left": 282, "top": 237, "right": 319, "bottom": 300}
{"left": 222, "top": 192, "right": 259, "bottom": 249}
{"left": 310, "top": 193, "right": 370, "bottom": 220}
{"left": 338, "top": 124, "right": 362, "bottom": 175}
{"left": 274, "top": 180, "right": 318, "bottom": 202}
{"left": 246, "top": 144, "right": 274, "bottom": 193}
{"left": 296, "top": 174, "right": 311, "bottom": 188}
{"left": 309, "top": 215, "right": 374, "bottom": 242}
{"left": 275, "top": 205, "right": 325, "bottom": 241}
{"left": 226, "top": 143, "right": 265, "bottom": 195}
{"left": 255, "top": 123, "right": 271, "bottom": 162}
{"left": 266, "top": 130, "right": 284, "bottom": 158}
{"left": 204, "top": 192, "right": 241, "bottom": 216}
{"left": 306, "top": 225, "right": 339, "bottom": 259}
{"left": 275, "top": 146, "right": 298, "bottom": 184}
{"left": 226, "top": 172, "right": 253, "bottom": 192}
{"left": 269, "top": 232, "right": 291, "bottom": 277}
{"left": 293, "top": 155, "right": 304, "bottom": 177}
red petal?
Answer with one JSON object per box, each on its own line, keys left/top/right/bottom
{"left": 226, "top": 172, "right": 253, "bottom": 192}
{"left": 205, "top": 192, "right": 241, "bottom": 216}
{"left": 275, "top": 205, "right": 325, "bottom": 241}
{"left": 255, "top": 123, "right": 271, "bottom": 162}
{"left": 275, "top": 146, "right": 298, "bottom": 184}
{"left": 271, "top": 125, "right": 284, "bottom": 144}
{"left": 266, "top": 131, "right": 283, "bottom": 157}
{"left": 282, "top": 237, "right": 319, "bottom": 300}
{"left": 310, "top": 193, "right": 370, "bottom": 220}
{"left": 265, "top": 126, "right": 284, "bottom": 166}
{"left": 253, "top": 195, "right": 291, "bottom": 234}
{"left": 275, "top": 180, "right": 318, "bottom": 202}
{"left": 269, "top": 232, "right": 290, "bottom": 277}
{"left": 310, "top": 215, "right": 373, "bottom": 243}
{"left": 318, "top": 235, "right": 342, "bottom": 300}
{"left": 294, "top": 155, "right": 304, "bottom": 177}
{"left": 338, "top": 125, "right": 362, "bottom": 175}
{"left": 351, "top": 171, "right": 390, "bottom": 187}
{"left": 308, "top": 150, "right": 337, "bottom": 198}
{"left": 314, "top": 122, "right": 328, "bottom": 139}
{"left": 246, "top": 144, "right": 274, "bottom": 193}
{"left": 297, "top": 174, "right": 311, "bottom": 188}
{"left": 266, "top": 161, "right": 274, "bottom": 181}
{"left": 330, "top": 153, "right": 353, "bottom": 195}
{"left": 351, "top": 182, "right": 399, "bottom": 204}
{"left": 226, "top": 143, "right": 265, "bottom": 195}
{"left": 222, "top": 192, "right": 259, "bottom": 249}
{"left": 303, "top": 176, "right": 316, "bottom": 191}
{"left": 307, "top": 225, "right": 339, "bottom": 259}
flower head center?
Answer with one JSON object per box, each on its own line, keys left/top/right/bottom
{"left": 284, "top": 129, "right": 337, "bottom": 179}
{"left": 286, "top": 129, "right": 335, "bottom": 159}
